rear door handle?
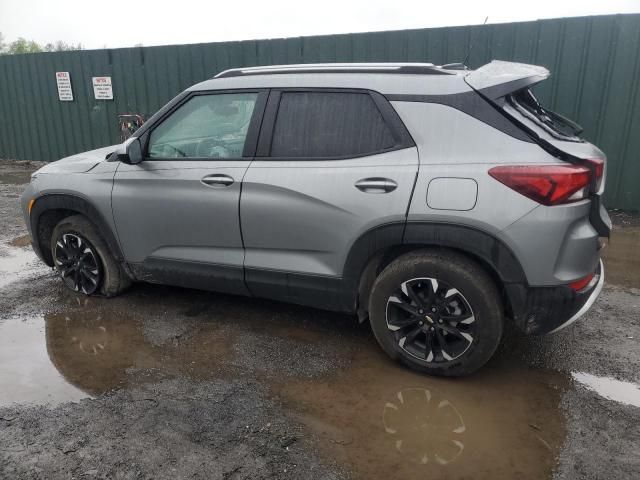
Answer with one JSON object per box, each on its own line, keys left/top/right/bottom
{"left": 201, "top": 174, "right": 234, "bottom": 187}
{"left": 355, "top": 177, "right": 398, "bottom": 194}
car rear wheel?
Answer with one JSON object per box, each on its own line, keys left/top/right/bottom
{"left": 369, "top": 249, "right": 503, "bottom": 377}
{"left": 51, "top": 215, "right": 130, "bottom": 297}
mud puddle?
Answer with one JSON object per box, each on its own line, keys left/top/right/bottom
{"left": 0, "top": 286, "right": 349, "bottom": 406}
{"left": 0, "top": 316, "right": 88, "bottom": 407}
{"left": 0, "top": 296, "right": 234, "bottom": 406}
{"left": 572, "top": 372, "right": 640, "bottom": 408}
{"left": 0, "top": 243, "right": 48, "bottom": 289}
{"left": 603, "top": 226, "right": 640, "bottom": 289}
{"left": 273, "top": 345, "right": 568, "bottom": 480}
{"left": 0, "top": 283, "right": 572, "bottom": 478}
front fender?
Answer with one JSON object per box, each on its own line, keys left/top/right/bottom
{"left": 29, "top": 193, "right": 124, "bottom": 266}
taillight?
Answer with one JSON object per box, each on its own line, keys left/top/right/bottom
{"left": 583, "top": 158, "right": 605, "bottom": 191}
{"left": 569, "top": 272, "right": 595, "bottom": 292}
{"left": 488, "top": 165, "right": 591, "bottom": 206}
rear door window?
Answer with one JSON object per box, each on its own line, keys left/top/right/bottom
{"left": 270, "top": 91, "right": 396, "bottom": 158}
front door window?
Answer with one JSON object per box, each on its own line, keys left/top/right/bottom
{"left": 147, "top": 93, "right": 258, "bottom": 159}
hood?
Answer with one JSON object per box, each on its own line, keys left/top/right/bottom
{"left": 465, "top": 60, "right": 550, "bottom": 99}
{"left": 36, "top": 145, "right": 120, "bottom": 174}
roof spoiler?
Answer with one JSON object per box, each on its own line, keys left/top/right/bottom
{"left": 465, "top": 60, "right": 550, "bottom": 100}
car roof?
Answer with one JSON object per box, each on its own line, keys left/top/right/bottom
{"left": 188, "top": 62, "right": 474, "bottom": 96}
{"left": 187, "top": 61, "right": 549, "bottom": 97}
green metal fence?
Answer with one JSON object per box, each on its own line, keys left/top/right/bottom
{"left": 0, "top": 14, "right": 639, "bottom": 209}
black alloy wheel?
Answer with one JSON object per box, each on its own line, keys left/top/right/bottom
{"left": 53, "top": 233, "right": 102, "bottom": 295}
{"left": 385, "top": 277, "right": 476, "bottom": 363}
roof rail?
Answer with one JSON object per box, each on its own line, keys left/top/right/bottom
{"left": 214, "top": 63, "right": 454, "bottom": 79}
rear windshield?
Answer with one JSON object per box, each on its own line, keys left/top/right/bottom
{"left": 507, "top": 89, "right": 583, "bottom": 142}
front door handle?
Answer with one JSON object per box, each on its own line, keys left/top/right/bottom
{"left": 355, "top": 177, "right": 398, "bottom": 194}
{"left": 201, "top": 174, "right": 234, "bottom": 187}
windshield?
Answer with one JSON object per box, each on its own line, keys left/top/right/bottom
{"left": 507, "top": 88, "right": 583, "bottom": 142}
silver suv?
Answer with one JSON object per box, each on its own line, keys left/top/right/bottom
{"left": 21, "top": 61, "right": 611, "bottom": 376}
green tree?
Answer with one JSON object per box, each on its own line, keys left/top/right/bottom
{"left": 7, "top": 37, "right": 43, "bottom": 54}
{"left": 0, "top": 32, "right": 83, "bottom": 54}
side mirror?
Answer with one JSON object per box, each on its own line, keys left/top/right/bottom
{"left": 117, "top": 137, "right": 143, "bottom": 165}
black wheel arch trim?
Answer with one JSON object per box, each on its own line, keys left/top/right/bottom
{"left": 401, "top": 222, "right": 528, "bottom": 284}
{"left": 30, "top": 193, "right": 124, "bottom": 267}
{"left": 343, "top": 221, "right": 529, "bottom": 316}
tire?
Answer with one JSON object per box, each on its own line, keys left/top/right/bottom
{"left": 50, "top": 215, "right": 131, "bottom": 297}
{"left": 369, "top": 249, "right": 503, "bottom": 377}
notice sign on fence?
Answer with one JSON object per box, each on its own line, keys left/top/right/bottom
{"left": 92, "top": 76, "right": 113, "bottom": 100}
{"left": 56, "top": 72, "right": 73, "bottom": 101}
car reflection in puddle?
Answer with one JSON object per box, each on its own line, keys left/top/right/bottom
{"left": 45, "top": 297, "right": 152, "bottom": 396}
{"left": 383, "top": 387, "right": 466, "bottom": 466}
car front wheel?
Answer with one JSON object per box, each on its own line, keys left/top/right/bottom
{"left": 50, "top": 215, "right": 130, "bottom": 297}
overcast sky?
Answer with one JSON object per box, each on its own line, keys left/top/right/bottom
{"left": 1, "top": 0, "right": 639, "bottom": 50}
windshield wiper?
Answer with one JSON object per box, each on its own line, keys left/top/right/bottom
{"left": 545, "top": 109, "right": 584, "bottom": 136}
{"left": 511, "top": 91, "right": 583, "bottom": 139}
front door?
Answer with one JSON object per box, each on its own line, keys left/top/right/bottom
{"left": 112, "top": 90, "right": 266, "bottom": 294}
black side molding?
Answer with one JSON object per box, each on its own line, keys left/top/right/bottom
{"left": 131, "top": 258, "right": 250, "bottom": 297}
{"left": 244, "top": 268, "right": 346, "bottom": 312}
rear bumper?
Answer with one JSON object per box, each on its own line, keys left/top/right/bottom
{"left": 507, "top": 260, "right": 604, "bottom": 335}
{"left": 547, "top": 260, "right": 604, "bottom": 333}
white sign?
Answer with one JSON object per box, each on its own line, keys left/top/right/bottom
{"left": 92, "top": 76, "right": 113, "bottom": 100}
{"left": 55, "top": 72, "right": 73, "bottom": 101}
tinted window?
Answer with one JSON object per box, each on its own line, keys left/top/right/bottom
{"left": 270, "top": 92, "right": 396, "bottom": 158}
{"left": 148, "top": 93, "right": 257, "bottom": 159}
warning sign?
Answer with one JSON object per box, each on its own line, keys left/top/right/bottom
{"left": 92, "top": 76, "right": 113, "bottom": 100}
{"left": 56, "top": 72, "right": 73, "bottom": 101}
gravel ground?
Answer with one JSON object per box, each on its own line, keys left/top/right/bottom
{"left": 0, "top": 379, "right": 342, "bottom": 480}
{"left": 0, "top": 159, "right": 639, "bottom": 479}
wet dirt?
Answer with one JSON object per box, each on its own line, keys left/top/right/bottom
{"left": 602, "top": 227, "right": 640, "bottom": 290}
{"left": 1, "top": 160, "right": 639, "bottom": 479}
{"left": 9, "top": 234, "right": 31, "bottom": 247}
{"left": 0, "top": 171, "right": 32, "bottom": 185}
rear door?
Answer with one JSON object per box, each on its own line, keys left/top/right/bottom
{"left": 240, "top": 89, "right": 419, "bottom": 308}
{"left": 112, "top": 90, "right": 267, "bottom": 294}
